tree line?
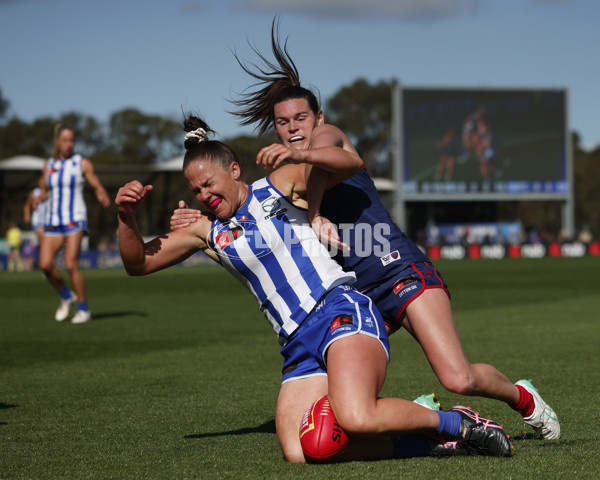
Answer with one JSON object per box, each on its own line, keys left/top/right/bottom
{"left": 1, "top": 81, "right": 599, "bottom": 247}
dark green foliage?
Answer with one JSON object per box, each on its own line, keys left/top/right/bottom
{"left": 0, "top": 86, "right": 9, "bottom": 121}
{"left": 1, "top": 80, "right": 600, "bottom": 239}
{"left": 326, "top": 78, "right": 395, "bottom": 176}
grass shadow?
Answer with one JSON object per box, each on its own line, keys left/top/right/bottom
{"left": 510, "top": 432, "right": 539, "bottom": 441}
{"left": 0, "top": 403, "right": 18, "bottom": 426}
{"left": 90, "top": 311, "right": 149, "bottom": 321}
{"left": 184, "top": 419, "right": 276, "bottom": 439}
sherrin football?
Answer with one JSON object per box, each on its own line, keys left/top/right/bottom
{"left": 299, "top": 395, "right": 349, "bottom": 462}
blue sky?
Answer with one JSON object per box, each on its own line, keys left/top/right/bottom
{"left": 1, "top": 0, "right": 598, "bottom": 150}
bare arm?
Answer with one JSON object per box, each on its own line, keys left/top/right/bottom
{"left": 172, "top": 124, "right": 362, "bottom": 231}
{"left": 116, "top": 180, "right": 216, "bottom": 275}
{"left": 267, "top": 125, "right": 362, "bottom": 200}
{"left": 304, "top": 125, "right": 362, "bottom": 250}
{"left": 257, "top": 124, "right": 362, "bottom": 184}
{"left": 304, "top": 165, "right": 350, "bottom": 252}
{"left": 82, "top": 158, "right": 111, "bottom": 208}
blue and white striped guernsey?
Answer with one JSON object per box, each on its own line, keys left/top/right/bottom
{"left": 209, "top": 177, "right": 356, "bottom": 344}
{"left": 44, "top": 154, "right": 87, "bottom": 227}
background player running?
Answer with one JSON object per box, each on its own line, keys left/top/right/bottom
{"left": 39, "top": 123, "right": 110, "bottom": 323}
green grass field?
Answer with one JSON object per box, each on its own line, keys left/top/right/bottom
{"left": 2, "top": 258, "right": 599, "bottom": 479}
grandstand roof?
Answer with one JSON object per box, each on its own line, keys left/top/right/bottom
{"left": 0, "top": 155, "right": 45, "bottom": 170}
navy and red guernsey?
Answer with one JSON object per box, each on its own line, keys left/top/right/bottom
{"left": 320, "top": 166, "right": 430, "bottom": 292}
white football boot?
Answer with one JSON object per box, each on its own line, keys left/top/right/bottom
{"left": 516, "top": 379, "right": 560, "bottom": 440}
{"left": 71, "top": 310, "right": 92, "bottom": 324}
{"left": 55, "top": 294, "right": 76, "bottom": 321}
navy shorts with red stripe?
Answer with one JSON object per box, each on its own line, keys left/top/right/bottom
{"left": 363, "top": 261, "right": 450, "bottom": 333}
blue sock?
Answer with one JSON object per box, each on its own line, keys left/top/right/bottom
{"left": 77, "top": 301, "right": 88, "bottom": 312}
{"left": 435, "top": 411, "right": 462, "bottom": 438}
{"left": 59, "top": 286, "right": 72, "bottom": 300}
{"left": 391, "top": 434, "right": 431, "bottom": 458}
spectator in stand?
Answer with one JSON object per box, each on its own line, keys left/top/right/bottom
{"left": 6, "top": 221, "right": 23, "bottom": 272}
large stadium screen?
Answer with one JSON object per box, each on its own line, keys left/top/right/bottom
{"left": 401, "top": 88, "right": 568, "bottom": 198}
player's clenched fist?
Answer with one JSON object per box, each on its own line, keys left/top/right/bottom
{"left": 256, "top": 143, "right": 308, "bottom": 169}
{"left": 115, "top": 180, "right": 154, "bottom": 217}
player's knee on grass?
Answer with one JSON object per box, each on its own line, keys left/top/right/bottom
{"left": 277, "top": 427, "right": 307, "bottom": 463}
{"left": 276, "top": 413, "right": 308, "bottom": 463}
{"left": 282, "top": 447, "right": 306, "bottom": 464}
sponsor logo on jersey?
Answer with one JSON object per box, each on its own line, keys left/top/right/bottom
{"left": 380, "top": 250, "right": 401, "bottom": 266}
{"left": 264, "top": 208, "right": 287, "bottom": 220}
{"left": 261, "top": 196, "right": 287, "bottom": 219}
{"left": 261, "top": 197, "right": 281, "bottom": 212}
{"left": 209, "top": 219, "right": 279, "bottom": 260}
{"left": 215, "top": 226, "right": 242, "bottom": 249}
{"left": 215, "top": 232, "right": 231, "bottom": 249}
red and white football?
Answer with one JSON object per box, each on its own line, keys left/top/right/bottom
{"left": 299, "top": 395, "right": 349, "bottom": 462}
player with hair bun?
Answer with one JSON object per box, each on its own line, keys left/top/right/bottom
{"left": 172, "top": 16, "right": 559, "bottom": 444}
{"left": 117, "top": 114, "right": 512, "bottom": 463}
